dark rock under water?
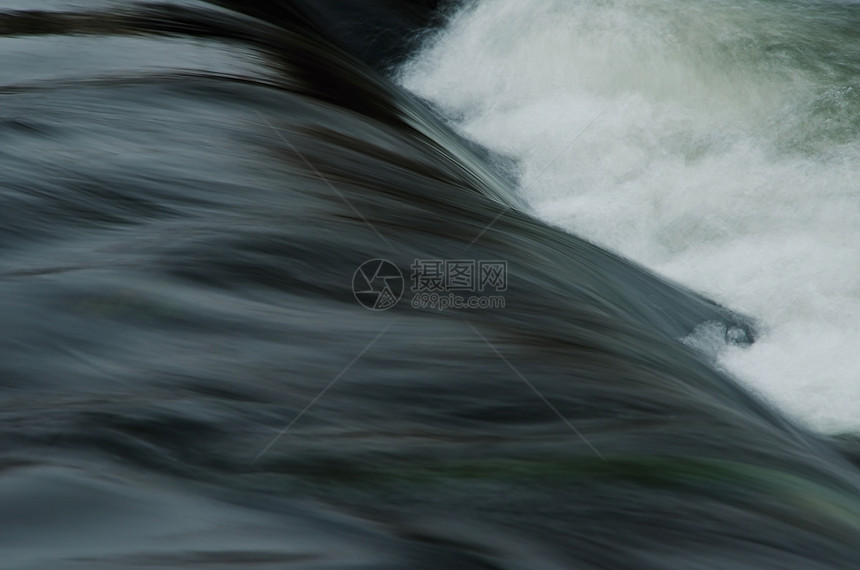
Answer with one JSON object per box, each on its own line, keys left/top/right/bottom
{"left": 1, "top": 1, "right": 860, "bottom": 568}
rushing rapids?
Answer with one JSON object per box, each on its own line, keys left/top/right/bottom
{"left": 1, "top": 1, "right": 859, "bottom": 568}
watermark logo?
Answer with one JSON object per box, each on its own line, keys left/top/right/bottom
{"left": 353, "top": 259, "right": 507, "bottom": 311}
{"left": 352, "top": 259, "right": 405, "bottom": 311}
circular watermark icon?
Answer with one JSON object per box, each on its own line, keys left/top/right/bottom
{"left": 353, "top": 259, "right": 404, "bottom": 311}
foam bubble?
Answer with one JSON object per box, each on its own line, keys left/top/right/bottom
{"left": 401, "top": 0, "right": 860, "bottom": 433}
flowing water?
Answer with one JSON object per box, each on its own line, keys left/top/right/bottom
{"left": 2, "top": 1, "right": 860, "bottom": 568}
{"left": 400, "top": 0, "right": 860, "bottom": 433}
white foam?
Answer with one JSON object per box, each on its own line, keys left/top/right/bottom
{"left": 400, "top": 0, "right": 860, "bottom": 433}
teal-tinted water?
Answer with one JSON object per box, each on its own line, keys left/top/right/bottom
{"left": 401, "top": 0, "right": 860, "bottom": 432}
{"left": 2, "top": 2, "right": 860, "bottom": 568}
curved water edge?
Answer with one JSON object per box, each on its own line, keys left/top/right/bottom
{"left": 0, "top": 1, "right": 859, "bottom": 568}
{"left": 399, "top": 0, "right": 860, "bottom": 434}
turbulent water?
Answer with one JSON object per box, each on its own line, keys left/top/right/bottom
{"left": 2, "top": 1, "right": 860, "bottom": 568}
{"left": 400, "top": 0, "right": 860, "bottom": 433}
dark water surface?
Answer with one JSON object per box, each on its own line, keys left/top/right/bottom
{"left": 1, "top": 1, "right": 860, "bottom": 568}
